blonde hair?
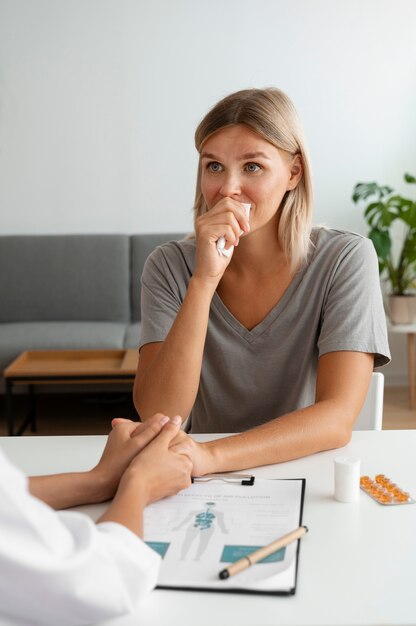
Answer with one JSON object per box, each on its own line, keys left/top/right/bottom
{"left": 193, "top": 88, "right": 314, "bottom": 269}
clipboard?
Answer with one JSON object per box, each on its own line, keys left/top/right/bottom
{"left": 192, "top": 473, "right": 256, "bottom": 486}
{"left": 143, "top": 477, "right": 306, "bottom": 595}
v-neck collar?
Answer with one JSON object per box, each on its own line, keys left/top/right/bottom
{"left": 211, "top": 266, "right": 306, "bottom": 342}
{"left": 210, "top": 231, "right": 319, "bottom": 343}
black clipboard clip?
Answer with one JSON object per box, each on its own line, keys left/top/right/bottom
{"left": 192, "top": 473, "right": 255, "bottom": 486}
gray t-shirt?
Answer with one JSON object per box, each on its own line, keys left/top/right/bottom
{"left": 140, "top": 227, "right": 390, "bottom": 433}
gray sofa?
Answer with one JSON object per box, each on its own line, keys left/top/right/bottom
{"left": 0, "top": 233, "right": 185, "bottom": 377}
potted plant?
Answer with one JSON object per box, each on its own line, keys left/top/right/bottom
{"left": 352, "top": 173, "right": 416, "bottom": 324}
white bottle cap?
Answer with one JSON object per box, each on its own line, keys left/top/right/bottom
{"left": 334, "top": 456, "right": 361, "bottom": 503}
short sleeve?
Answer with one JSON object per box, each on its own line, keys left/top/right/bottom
{"left": 140, "top": 242, "right": 191, "bottom": 348}
{"left": 317, "top": 236, "right": 391, "bottom": 368}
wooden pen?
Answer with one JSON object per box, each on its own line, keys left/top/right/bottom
{"left": 219, "top": 525, "right": 308, "bottom": 580}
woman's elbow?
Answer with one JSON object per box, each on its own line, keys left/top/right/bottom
{"left": 334, "top": 427, "right": 353, "bottom": 449}
{"left": 330, "top": 413, "right": 354, "bottom": 450}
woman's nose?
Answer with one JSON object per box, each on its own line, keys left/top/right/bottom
{"left": 219, "top": 171, "right": 242, "bottom": 197}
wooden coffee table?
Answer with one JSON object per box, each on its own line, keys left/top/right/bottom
{"left": 3, "top": 349, "right": 138, "bottom": 436}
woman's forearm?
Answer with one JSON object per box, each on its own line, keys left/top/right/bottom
{"left": 135, "top": 276, "right": 216, "bottom": 421}
{"left": 188, "top": 348, "right": 373, "bottom": 474}
{"left": 199, "top": 400, "right": 353, "bottom": 474}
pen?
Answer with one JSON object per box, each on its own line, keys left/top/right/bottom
{"left": 218, "top": 525, "right": 308, "bottom": 580}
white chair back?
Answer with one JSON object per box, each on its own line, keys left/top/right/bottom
{"left": 354, "top": 372, "right": 384, "bottom": 431}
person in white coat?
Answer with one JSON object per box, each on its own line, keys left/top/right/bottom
{"left": 0, "top": 413, "right": 192, "bottom": 626}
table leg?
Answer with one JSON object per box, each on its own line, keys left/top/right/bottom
{"left": 15, "top": 385, "right": 38, "bottom": 436}
{"left": 29, "top": 384, "right": 37, "bottom": 432}
{"left": 407, "top": 333, "right": 415, "bottom": 409}
{"left": 6, "top": 379, "right": 15, "bottom": 436}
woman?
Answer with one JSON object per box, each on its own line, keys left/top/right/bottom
{"left": 0, "top": 414, "right": 192, "bottom": 625}
{"left": 134, "top": 87, "right": 390, "bottom": 475}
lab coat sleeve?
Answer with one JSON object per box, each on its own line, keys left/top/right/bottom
{"left": 0, "top": 449, "right": 160, "bottom": 626}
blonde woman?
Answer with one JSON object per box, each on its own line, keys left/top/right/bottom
{"left": 134, "top": 88, "right": 390, "bottom": 475}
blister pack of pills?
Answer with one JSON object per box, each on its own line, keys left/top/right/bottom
{"left": 360, "top": 474, "right": 415, "bottom": 505}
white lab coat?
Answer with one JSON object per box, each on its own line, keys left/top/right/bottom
{"left": 0, "top": 448, "right": 160, "bottom": 626}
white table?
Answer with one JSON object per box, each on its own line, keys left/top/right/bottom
{"left": 388, "top": 322, "right": 416, "bottom": 408}
{"left": 1, "top": 431, "right": 416, "bottom": 626}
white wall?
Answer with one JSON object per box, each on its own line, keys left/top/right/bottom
{"left": 1, "top": 0, "right": 415, "bottom": 383}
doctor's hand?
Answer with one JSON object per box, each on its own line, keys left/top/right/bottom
{"left": 98, "top": 417, "right": 192, "bottom": 536}
{"left": 92, "top": 414, "right": 171, "bottom": 501}
{"left": 120, "top": 416, "right": 193, "bottom": 505}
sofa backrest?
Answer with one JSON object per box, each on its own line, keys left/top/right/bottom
{"left": 130, "top": 233, "right": 187, "bottom": 322}
{"left": 0, "top": 235, "right": 130, "bottom": 322}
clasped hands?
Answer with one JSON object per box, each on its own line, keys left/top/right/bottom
{"left": 92, "top": 414, "right": 211, "bottom": 505}
{"left": 111, "top": 415, "right": 211, "bottom": 478}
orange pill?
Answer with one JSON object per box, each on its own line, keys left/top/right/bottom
{"left": 380, "top": 494, "right": 393, "bottom": 503}
{"left": 361, "top": 474, "right": 413, "bottom": 505}
{"left": 396, "top": 493, "right": 410, "bottom": 502}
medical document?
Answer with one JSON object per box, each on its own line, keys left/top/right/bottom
{"left": 143, "top": 478, "right": 305, "bottom": 594}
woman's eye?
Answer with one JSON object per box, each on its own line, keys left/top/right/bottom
{"left": 207, "top": 162, "right": 223, "bottom": 173}
{"left": 245, "top": 162, "right": 261, "bottom": 173}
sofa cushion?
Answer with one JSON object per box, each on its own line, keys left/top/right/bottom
{"left": 0, "top": 235, "right": 130, "bottom": 322}
{"left": 0, "top": 322, "right": 127, "bottom": 372}
{"left": 130, "top": 233, "right": 187, "bottom": 322}
{"left": 123, "top": 322, "right": 141, "bottom": 349}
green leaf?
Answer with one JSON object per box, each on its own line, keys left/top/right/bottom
{"left": 352, "top": 182, "right": 393, "bottom": 203}
{"left": 364, "top": 201, "right": 398, "bottom": 228}
{"left": 368, "top": 228, "right": 391, "bottom": 260}
{"left": 387, "top": 199, "right": 414, "bottom": 224}
{"left": 364, "top": 201, "right": 384, "bottom": 224}
{"left": 387, "top": 195, "right": 413, "bottom": 208}
{"left": 399, "top": 203, "right": 416, "bottom": 228}
{"left": 404, "top": 173, "right": 416, "bottom": 184}
{"left": 403, "top": 235, "right": 416, "bottom": 263}
{"left": 380, "top": 184, "right": 394, "bottom": 197}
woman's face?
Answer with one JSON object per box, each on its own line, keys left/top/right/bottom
{"left": 200, "top": 124, "right": 301, "bottom": 230}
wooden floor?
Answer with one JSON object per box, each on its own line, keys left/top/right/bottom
{"left": 0, "top": 386, "right": 415, "bottom": 437}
